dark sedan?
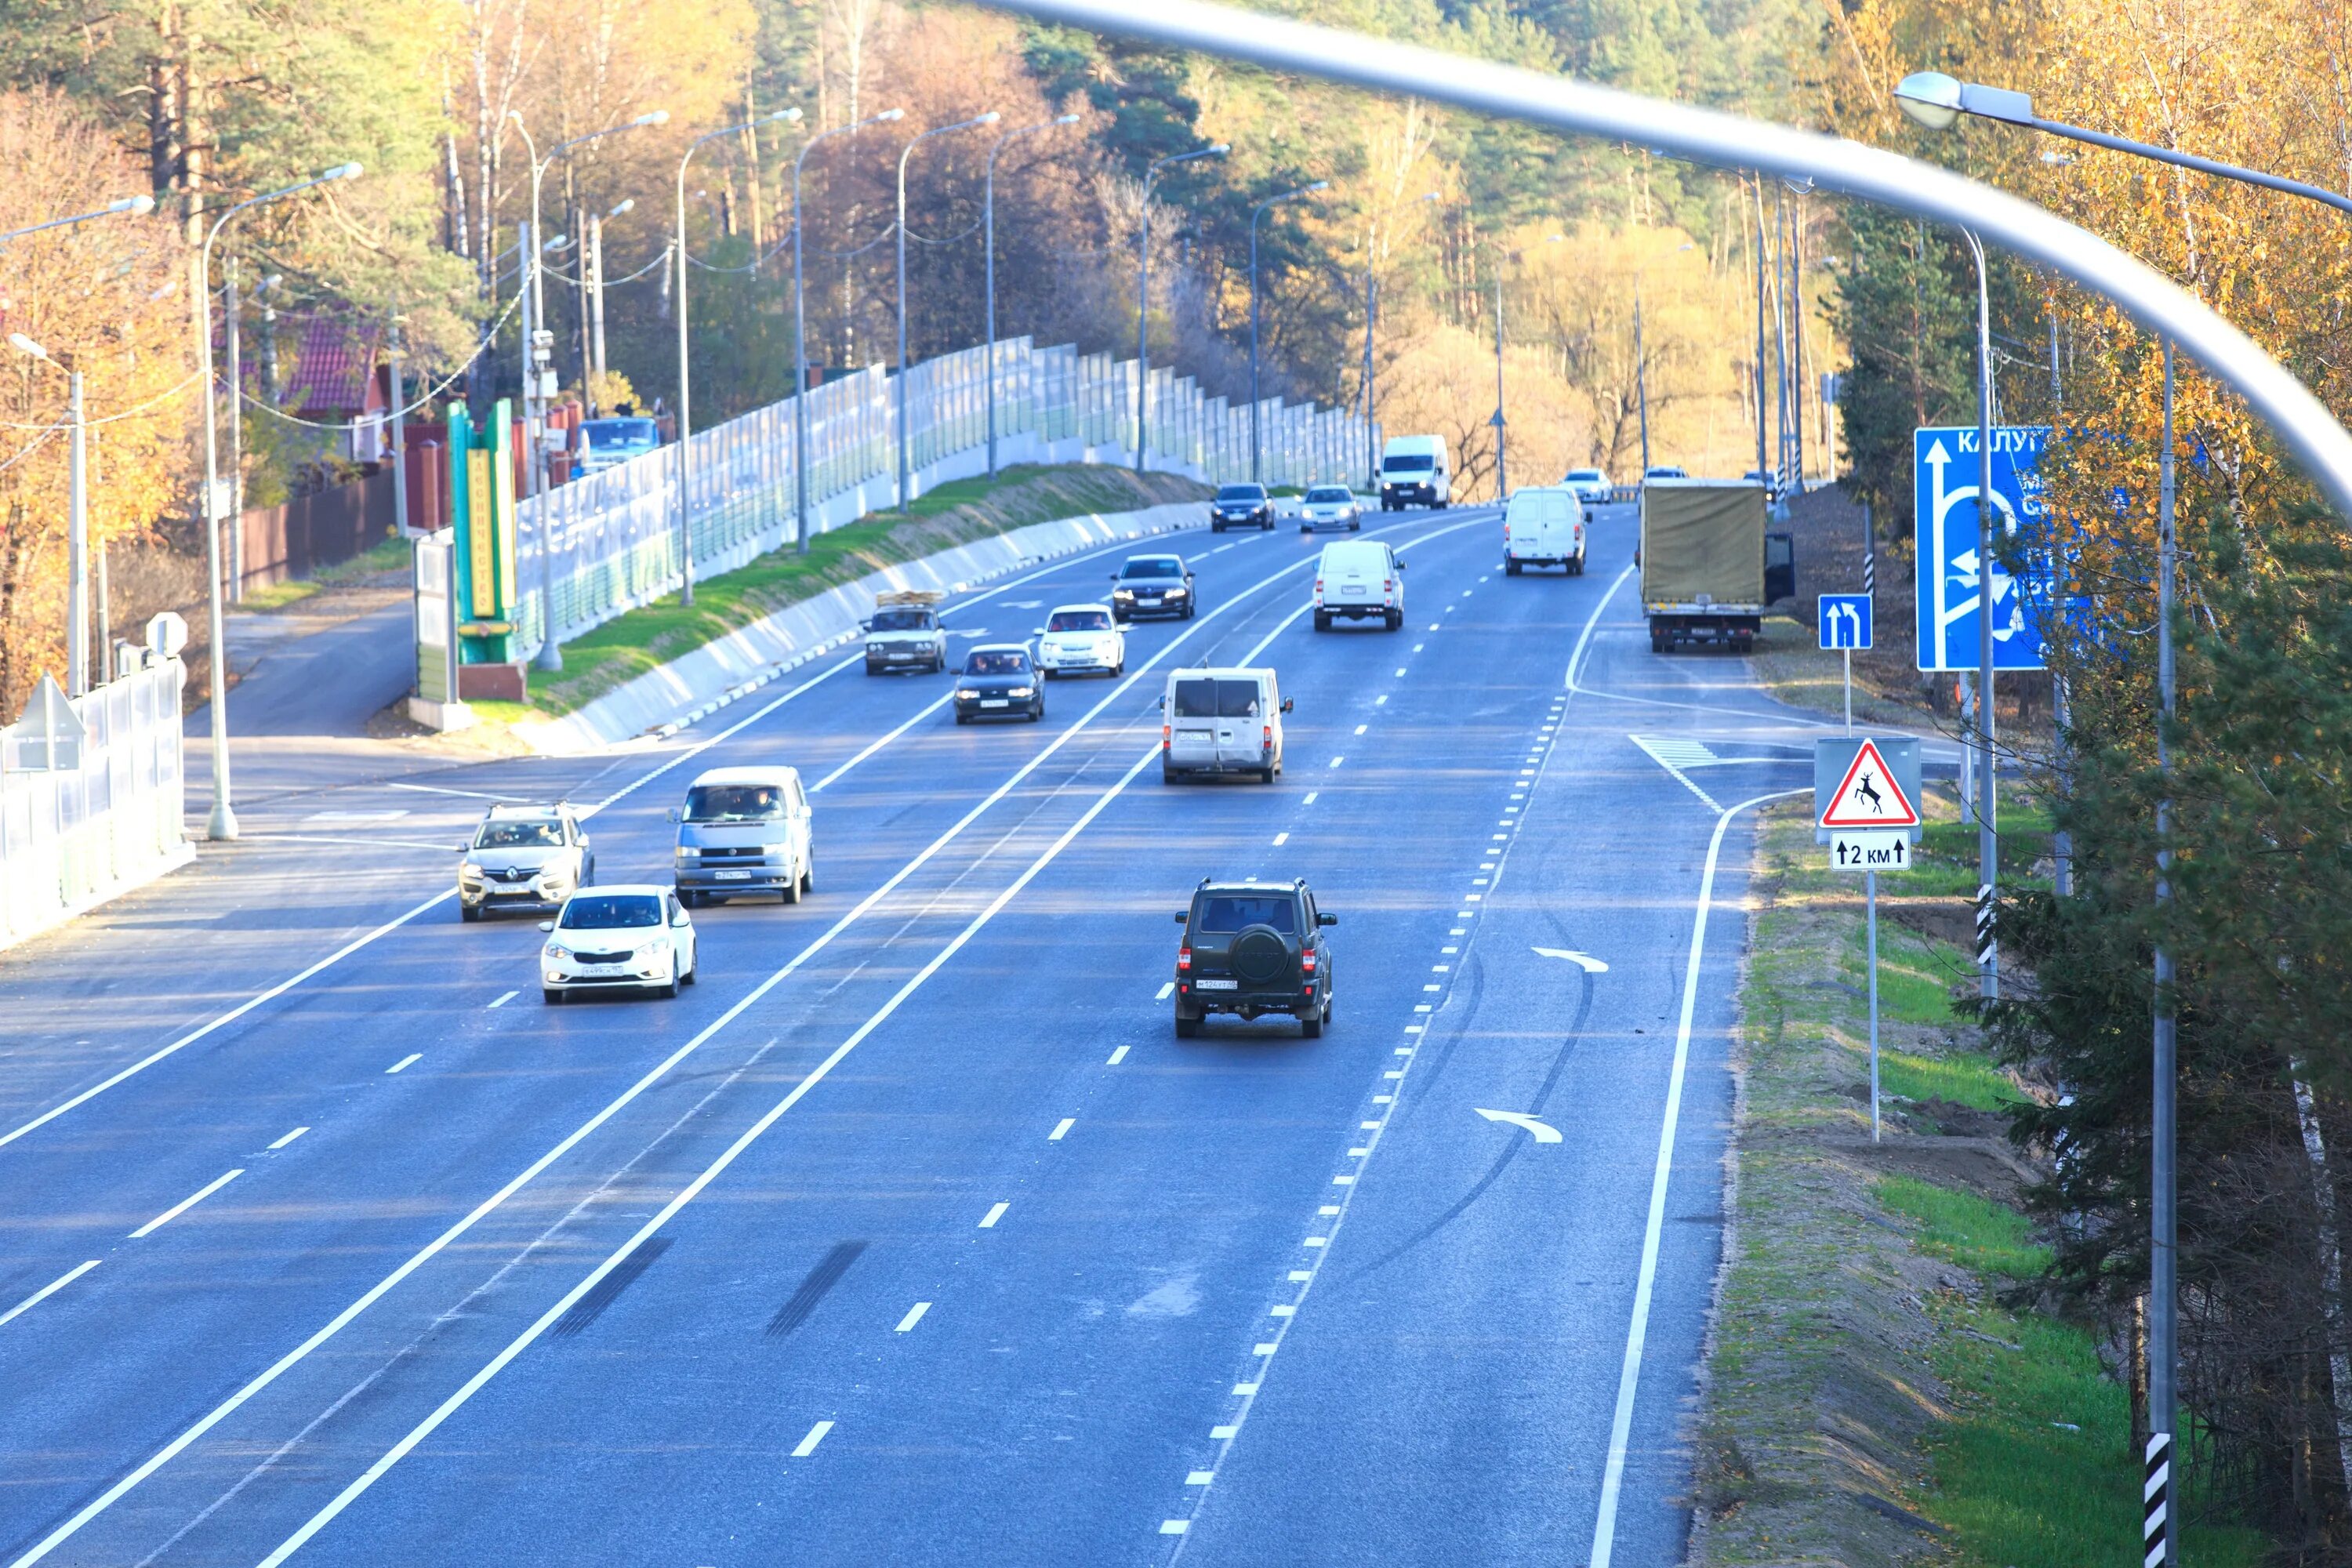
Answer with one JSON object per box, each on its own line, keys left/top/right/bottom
{"left": 952, "top": 644, "right": 1046, "bottom": 724}
{"left": 1210, "top": 483, "right": 1275, "bottom": 532}
{"left": 1110, "top": 554, "right": 1196, "bottom": 621}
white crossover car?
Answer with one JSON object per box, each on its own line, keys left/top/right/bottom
{"left": 1033, "top": 604, "right": 1126, "bottom": 678}
{"left": 541, "top": 884, "right": 698, "bottom": 1004}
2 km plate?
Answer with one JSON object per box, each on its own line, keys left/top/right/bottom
{"left": 1831, "top": 831, "right": 1911, "bottom": 872}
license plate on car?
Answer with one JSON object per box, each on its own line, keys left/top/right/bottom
{"left": 579, "top": 962, "right": 627, "bottom": 976}
{"left": 1196, "top": 978, "right": 1238, "bottom": 990}
{"left": 1342, "top": 585, "right": 1367, "bottom": 596}
{"left": 981, "top": 699, "right": 1009, "bottom": 709}
{"left": 715, "top": 870, "right": 751, "bottom": 880}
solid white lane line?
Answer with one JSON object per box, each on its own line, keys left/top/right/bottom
{"left": 1588, "top": 789, "right": 1802, "bottom": 1568}
{"left": 267, "top": 1128, "right": 310, "bottom": 1152}
{"left": 130, "top": 1171, "right": 241, "bottom": 1240}
{"left": 791, "top": 1421, "right": 833, "bottom": 1457}
{"left": 487, "top": 991, "right": 517, "bottom": 1009}
{"left": 0, "top": 1261, "right": 100, "bottom": 1330}
{"left": 895, "top": 1302, "right": 931, "bottom": 1334}
{"left": 381, "top": 782, "right": 531, "bottom": 802}
{"left": 1049, "top": 1119, "right": 1074, "bottom": 1142}
{"left": 38, "top": 517, "right": 1492, "bottom": 1568}
{"left": 979, "top": 1203, "right": 1010, "bottom": 1229}
{"left": 1107, "top": 1046, "right": 1131, "bottom": 1065}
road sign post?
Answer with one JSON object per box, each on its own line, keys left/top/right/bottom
{"left": 1817, "top": 592, "right": 1872, "bottom": 735}
{"left": 1817, "top": 737, "right": 1921, "bottom": 1143}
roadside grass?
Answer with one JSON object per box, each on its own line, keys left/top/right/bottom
{"left": 240, "top": 528, "right": 412, "bottom": 612}
{"left": 1697, "top": 800, "right": 2274, "bottom": 1566}
{"left": 514, "top": 463, "right": 1206, "bottom": 721}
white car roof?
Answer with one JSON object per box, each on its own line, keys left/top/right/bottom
{"left": 1167, "top": 666, "right": 1276, "bottom": 680}
{"left": 1318, "top": 539, "right": 1389, "bottom": 561}
{"left": 564, "top": 884, "right": 668, "bottom": 901}
{"left": 687, "top": 765, "right": 802, "bottom": 786}
{"left": 1046, "top": 603, "right": 1115, "bottom": 618}
{"left": 968, "top": 641, "right": 1033, "bottom": 654}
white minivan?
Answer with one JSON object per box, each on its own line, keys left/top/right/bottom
{"left": 1379, "top": 434, "right": 1451, "bottom": 510}
{"left": 669, "top": 765, "right": 815, "bottom": 908}
{"left": 1504, "top": 485, "right": 1588, "bottom": 575}
{"left": 1160, "top": 667, "right": 1292, "bottom": 784}
{"left": 1313, "top": 539, "right": 1405, "bottom": 631}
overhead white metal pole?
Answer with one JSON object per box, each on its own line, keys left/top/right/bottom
{"left": 898, "top": 112, "right": 1000, "bottom": 510}
{"left": 66, "top": 367, "right": 86, "bottom": 695}
{"left": 793, "top": 107, "right": 892, "bottom": 554}
{"left": 964, "top": 0, "right": 2352, "bottom": 520}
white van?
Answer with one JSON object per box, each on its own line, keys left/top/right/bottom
{"left": 1504, "top": 485, "right": 1588, "bottom": 575}
{"left": 1313, "top": 539, "right": 1405, "bottom": 631}
{"left": 1160, "top": 667, "right": 1292, "bottom": 784}
{"left": 669, "top": 766, "right": 815, "bottom": 908}
{"left": 1379, "top": 435, "right": 1450, "bottom": 510}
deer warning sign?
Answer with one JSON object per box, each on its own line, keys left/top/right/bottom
{"left": 1817, "top": 738, "right": 1921, "bottom": 831}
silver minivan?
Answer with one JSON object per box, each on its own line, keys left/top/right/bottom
{"left": 669, "top": 765, "right": 815, "bottom": 908}
{"left": 1160, "top": 667, "right": 1291, "bottom": 784}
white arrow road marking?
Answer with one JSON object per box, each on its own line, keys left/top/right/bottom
{"left": 1533, "top": 947, "right": 1610, "bottom": 973}
{"left": 1473, "top": 1109, "right": 1562, "bottom": 1144}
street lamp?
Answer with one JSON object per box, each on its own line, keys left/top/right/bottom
{"left": 1138, "top": 143, "right": 1229, "bottom": 474}
{"left": 1896, "top": 67, "right": 2352, "bottom": 1565}
{"left": 11, "top": 336, "right": 88, "bottom": 696}
{"left": 795, "top": 108, "right": 903, "bottom": 554}
{"left": 512, "top": 107, "right": 668, "bottom": 667}
{"left": 897, "top": 112, "right": 1000, "bottom": 510}
{"left": 196, "top": 161, "right": 363, "bottom": 840}
{"left": 0, "top": 193, "right": 154, "bottom": 247}
{"left": 1248, "top": 180, "right": 1326, "bottom": 484}
{"left": 985, "top": 114, "right": 1080, "bottom": 477}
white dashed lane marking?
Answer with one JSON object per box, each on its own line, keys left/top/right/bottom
{"left": 267, "top": 1127, "right": 309, "bottom": 1151}
{"left": 791, "top": 1421, "right": 833, "bottom": 1457}
{"left": 130, "top": 1170, "right": 241, "bottom": 1240}
{"left": 895, "top": 1302, "right": 931, "bottom": 1333}
{"left": 978, "top": 1203, "right": 1009, "bottom": 1229}
{"left": 1049, "top": 1119, "right": 1074, "bottom": 1142}
{"left": 1107, "top": 1046, "right": 1131, "bottom": 1065}
{"left": 385, "top": 1054, "right": 420, "bottom": 1075}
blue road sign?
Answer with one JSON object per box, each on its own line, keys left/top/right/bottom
{"left": 1818, "top": 593, "right": 1872, "bottom": 651}
{"left": 1914, "top": 425, "right": 2055, "bottom": 672}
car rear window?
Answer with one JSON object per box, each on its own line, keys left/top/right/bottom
{"left": 966, "top": 650, "right": 1030, "bottom": 676}
{"left": 1218, "top": 680, "right": 1262, "bottom": 718}
{"left": 1048, "top": 610, "right": 1110, "bottom": 633}
{"left": 1122, "top": 557, "right": 1181, "bottom": 579}
{"left": 1172, "top": 679, "right": 1218, "bottom": 718}
{"left": 684, "top": 783, "right": 789, "bottom": 822}
{"left": 476, "top": 821, "right": 563, "bottom": 848}
{"left": 559, "top": 894, "right": 662, "bottom": 929}
{"left": 1195, "top": 895, "right": 1298, "bottom": 934}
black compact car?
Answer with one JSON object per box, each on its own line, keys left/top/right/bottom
{"left": 1210, "top": 483, "right": 1275, "bottom": 532}
{"left": 1171, "top": 878, "right": 1336, "bottom": 1038}
{"left": 1110, "top": 554, "right": 1197, "bottom": 622}
{"left": 953, "top": 644, "right": 1045, "bottom": 724}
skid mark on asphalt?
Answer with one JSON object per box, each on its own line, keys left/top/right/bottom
{"left": 549, "top": 1236, "right": 672, "bottom": 1338}
{"left": 767, "top": 1243, "right": 867, "bottom": 1338}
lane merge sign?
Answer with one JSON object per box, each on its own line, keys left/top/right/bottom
{"left": 1815, "top": 736, "right": 1922, "bottom": 844}
{"left": 1817, "top": 593, "right": 1872, "bottom": 651}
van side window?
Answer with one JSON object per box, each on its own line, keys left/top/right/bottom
{"left": 786, "top": 778, "right": 807, "bottom": 813}
{"left": 1216, "top": 680, "right": 1261, "bottom": 719}
{"left": 1173, "top": 679, "right": 1218, "bottom": 718}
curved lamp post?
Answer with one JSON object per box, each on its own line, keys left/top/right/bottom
{"left": 793, "top": 108, "right": 903, "bottom": 553}
{"left": 669, "top": 107, "right": 796, "bottom": 608}
{"left": 896, "top": 113, "right": 1000, "bottom": 510}
{"left": 985, "top": 113, "right": 1080, "bottom": 477}
{"left": 1248, "top": 180, "right": 1326, "bottom": 484}
{"left": 510, "top": 107, "right": 668, "bottom": 663}
{"left": 1896, "top": 67, "right": 2352, "bottom": 1564}
{"left": 198, "top": 163, "right": 362, "bottom": 841}
{"left": 1137, "top": 143, "right": 1228, "bottom": 474}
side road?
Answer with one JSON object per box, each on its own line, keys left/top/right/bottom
{"left": 1684, "top": 798, "right": 2270, "bottom": 1566}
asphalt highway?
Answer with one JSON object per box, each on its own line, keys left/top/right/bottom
{"left": 0, "top": 500, "right": 1845, "bottom": 1566}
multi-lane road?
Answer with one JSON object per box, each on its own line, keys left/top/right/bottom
{"left": 2, "top": 499, "right": 1845, "bottom": 1566}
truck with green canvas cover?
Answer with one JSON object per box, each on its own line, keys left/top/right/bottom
{"left": 1640, "top": 479, "right": 1791, "bottom": 652}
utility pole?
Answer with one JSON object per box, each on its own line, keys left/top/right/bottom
{"left": 1490, "top": 260, "right": 1507, "bottom": 499}
{"left": 1751, "top": 183, "right": 1769, "bottom": 491}
{"left": 388, "top": 318, "right": 408, "bottom": 534}
{"left": 224, "top": 260, "right": 244, "bottom": 599}
{"left": 1363, "top": 273, "right": 1377, "bottom": 492}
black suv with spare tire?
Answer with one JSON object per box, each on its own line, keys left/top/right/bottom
{"left": 1171, "top": 878, "right": 1336, "bottom": 1038}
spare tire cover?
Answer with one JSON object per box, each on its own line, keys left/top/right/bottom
{"left": 1231, "top": 924, "right": 1291, "bottom": 985}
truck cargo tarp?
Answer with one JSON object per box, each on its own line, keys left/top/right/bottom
{"left": 1642, "top": 483, "right": 1766, "bottom": 607}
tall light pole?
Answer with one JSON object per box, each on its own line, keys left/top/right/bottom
{"left": 985, "top": 113, "right": 1080, "bottom": 477}
{"left": 1138, "top": 143, "right": 1229, "bottom": 474}
{"left": 1248, "top": 180, "right": 1327, "bottom": 484}
{"left": 795, "top": 108, "right": 902, "bottom": 554}
{"left": 510, "top": 107, "right": 666, "bottom": 670}
{"left": 197, "top": 163, "right": 363, "bottom": 841}
{"left": 670, "top": 109, "right": 795, "bottom": 602}
{"left": 11, "top": 337, "right": 87, "bottom": 694}
{"left": 897, "top": 112, "right": 1001, "bottom": 510}
{"left": 583, "top": 197, "right": 633, "bottom": 405}
{"left": 1893, "top": 69, "right": 2352, "bottom": 1564}
{"left": 1491, "top": 258, "right": 1508, "bottom": 500}
{"left": 1750, "top": 179, "right": 1770, "bottom": 492}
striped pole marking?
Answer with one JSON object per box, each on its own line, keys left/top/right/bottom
{"left": 2143, "top": 1429, "right": 2170, "bottom": 1566}
{"left": 1975, "top": 882, "right": 1997, "bottom": 971}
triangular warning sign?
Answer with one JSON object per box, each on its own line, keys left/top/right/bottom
{"left": 1820, "top": 739, "right": 1919, "bottom": 829}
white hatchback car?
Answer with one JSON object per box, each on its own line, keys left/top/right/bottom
{"left": 540, "top": 885, "right": 699, "bottom": 1004}
{"left": 1033, "top": 604, "right": 1126, "bottom": 678}
{"left": 1298, "top": 485, "right": 1363, "bottom": 534}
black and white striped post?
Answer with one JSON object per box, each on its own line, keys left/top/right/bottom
{"left": 2144, "top": 1429, "right": 2172, "bottom": 1564}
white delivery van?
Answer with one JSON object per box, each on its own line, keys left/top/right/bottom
{"left": 1312, "top": 539, "right": 1406, "bottom": 631}
{"left": 1378, "top": 435, "right": 1450, "bottom": 510}
{"left": 1503, "top": 485, "right": 1588, "bottom": 575}
{"left": 1160, "top": 667, "right": 1292, "bottom": 784}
